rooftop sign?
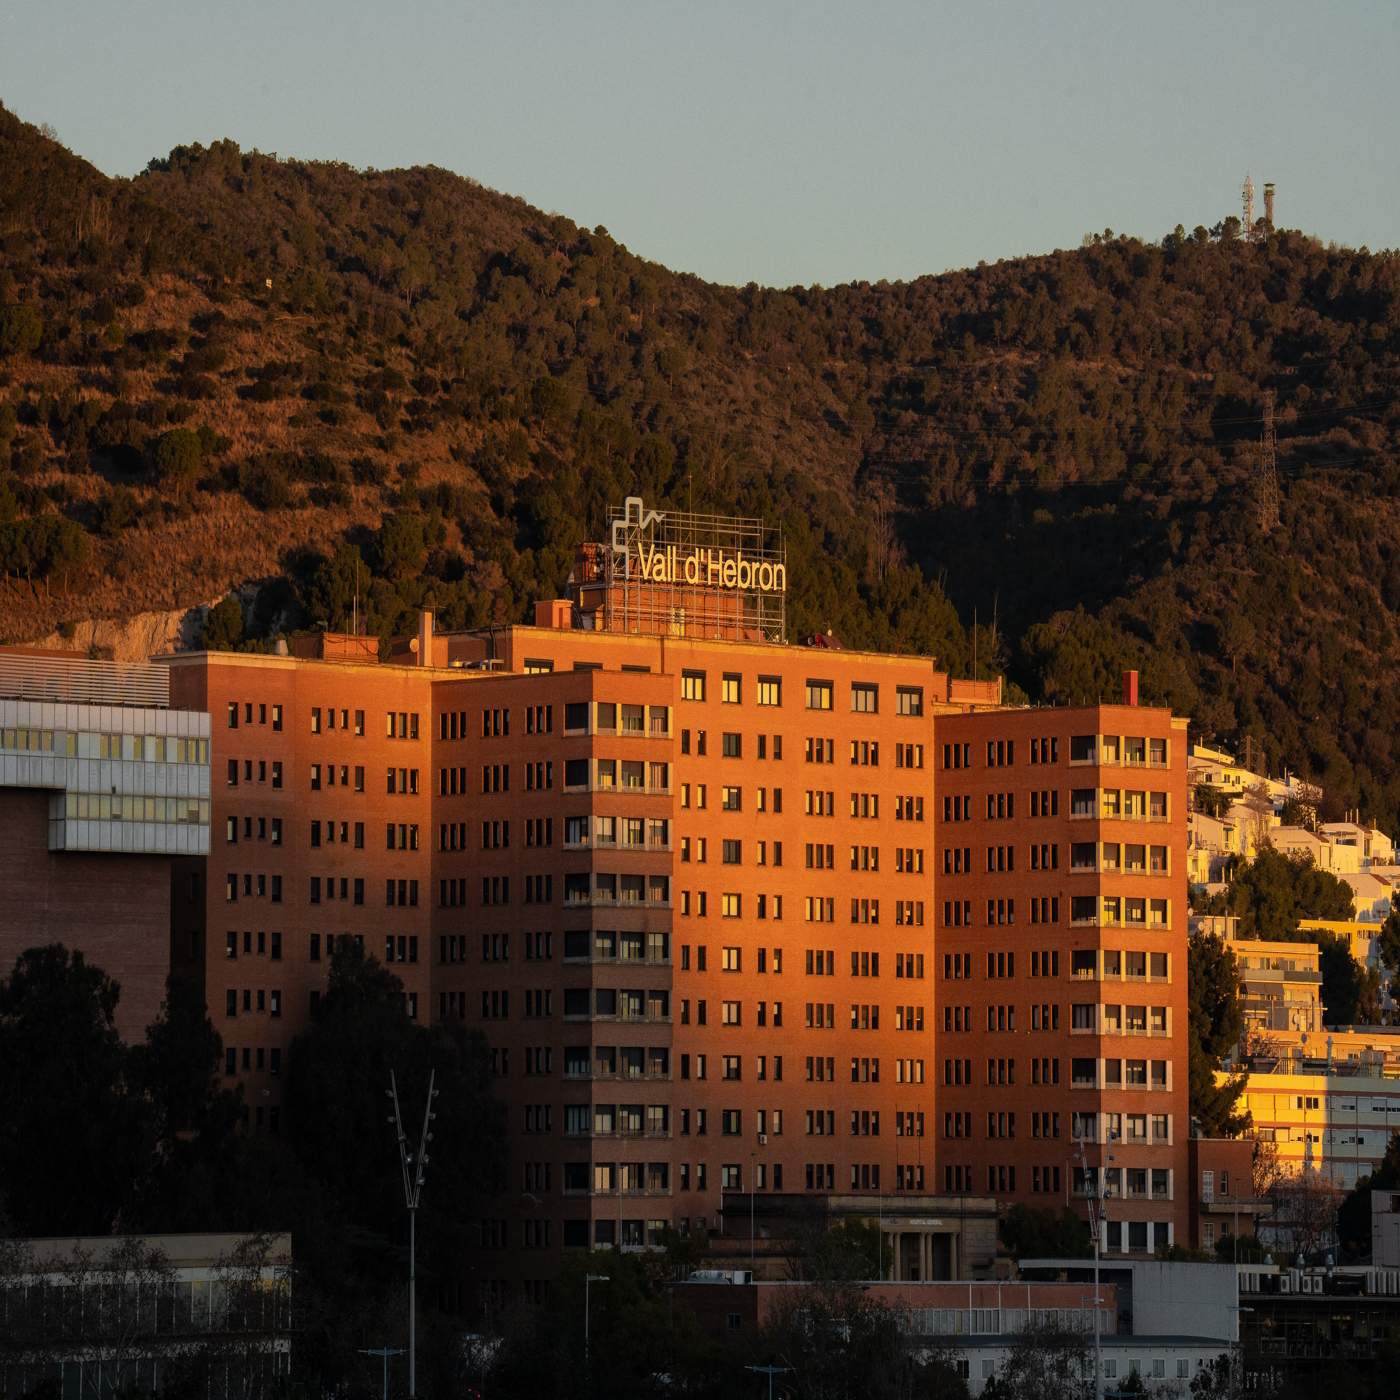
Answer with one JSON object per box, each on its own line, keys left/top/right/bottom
{"left": 605, "top": 497, "right": 787, "bottom": 641}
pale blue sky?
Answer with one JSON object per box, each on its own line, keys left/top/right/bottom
{"left": 3, "top": 0, "right": 1397, "bottom": 287}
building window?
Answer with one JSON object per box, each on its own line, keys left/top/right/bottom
{"left": 851, "top": 682, "right": 878, "bottom": 713}
{"left": 805, "top": 679, "right": 833, "bottom": 711}
{"left": 681, "top": 670, "right": 706, "bottom": 702}
{"left": 757, "top": 676, "right": 782, "bottom": 706}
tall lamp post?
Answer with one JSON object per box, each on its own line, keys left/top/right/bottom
{"left": 388, "top": 1068, "right": 438, "bottom": 1399}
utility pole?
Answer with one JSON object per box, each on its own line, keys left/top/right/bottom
{"left": 1256, "top": 388, "right": 1280, "bottom": 532}
{"left": 388, "top": 1068, "right": 438, "bottom": 1399}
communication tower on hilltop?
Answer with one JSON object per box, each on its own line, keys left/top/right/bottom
{"left": 1256, "top": 388, "right": 1281, "bottom": 532}
{"left": 1242, "top": 174, "right": 1255, "bottom": 240}
{"left": 1264, "top": 182, "right": 1276, "bottom": 233}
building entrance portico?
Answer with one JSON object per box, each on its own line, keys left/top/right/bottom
{"left": 886, "top": 1220, "right": 959, "bottom": 1280}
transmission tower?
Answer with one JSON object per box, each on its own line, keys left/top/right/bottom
{"left": 1242, "top": 174, "right": 1255, "bottom": 241}
{"left": 1256, "top": 388, "right": 1280, "bottom": 532}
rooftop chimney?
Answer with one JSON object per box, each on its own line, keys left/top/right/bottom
{"left": 417, "top": 609, "right": 434, "bottom": 667}
{"left": 1122, "top": 670, "right": 1140, "bottom": 706}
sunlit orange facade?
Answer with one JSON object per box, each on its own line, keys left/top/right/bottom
{"left": 164, "top": 540, "right": 1190, "bottom": 1300}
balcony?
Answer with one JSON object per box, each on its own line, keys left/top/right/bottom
{"left": 562, "top": 782, "right": 673, "bottom": 797}
{"left": 562, "top": 836, "right": 673, "bottom": 853}
{"left": 562, "top": 893, "right": 672, "bottom": 910}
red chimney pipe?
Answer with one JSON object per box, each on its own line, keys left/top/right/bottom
{"left": 1122, "top": 670, "right": 1139, "bottom": 706}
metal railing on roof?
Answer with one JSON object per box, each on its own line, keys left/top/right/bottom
{"left": 0, "top": 653, "right": 169, "bottom": 708}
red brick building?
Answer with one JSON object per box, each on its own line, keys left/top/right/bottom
{"left": 160, "top": 502, "right": 1192, "bottom": 1298}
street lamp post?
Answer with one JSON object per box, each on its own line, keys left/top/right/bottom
{"left": 388, "top": 1068, "right": 438, "bottom": 1399}
{"left": 746, "top": 1363, "right": 792, "bottom": 1400}
{"left": 584, "top": 1272, "right": 609, "bottom": 1368}
{"left": 359, "top": 1346, "right": 405, "bottom": 1400}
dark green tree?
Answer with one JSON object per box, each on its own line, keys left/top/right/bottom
{"left": 1222, "top": 848, "right": 1354, "bottom": 937}
{"left": 1000, "top": 1204, "right": 1091, "bottom": 1260}
{"left": 284, "top": 940, "right": 504, "bottom": 1287}
{"left": 202, "top": 594, "right": 244, "bottom": 650}
{"left": 149, "top": 426, "right": 202, "bottom": 493}
{"left": 1338, "top": 1131, "right": 1400, "bottom": 1259}
{"left": 760, "top": 1279, "right": 961, "bottom": 1400}
{"left": 1194, "top": 784, "right": 1231, "bottom": 819}
{"left": 979, "top": 1324, "right": 1092, "bottom": 1400}
{"left": 1377, "top": 907, "right": 1400, "bottom": 981}
{"left": 0, "top": 303, "right": 42, "bottom": 356}
{"left": 0, "top": 945, "right": 153, "bottom": 1233}
{"left": 1188, "top": 931, "right": 1250, "bottom": 1137}
{"left": 1315, "top": 930, "right": 1382, "bottom": 1025}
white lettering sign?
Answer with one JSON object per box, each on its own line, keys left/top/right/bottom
{"left": 634, "top": 540, "right": 786, "bottom": 593}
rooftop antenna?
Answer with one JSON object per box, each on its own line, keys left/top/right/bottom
{"left": 353, "top": 556, "right": 360, "bottom": 637}
{"left": 1256, "top": 389, "right": 1280, "bottom": 532}
{"left": 1243, "top": 174, "right": 1256, "bottom": 241}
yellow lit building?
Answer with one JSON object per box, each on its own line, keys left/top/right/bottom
{"left": 1219, "top": 933, "right": 1400, "bottom": 1190}
{"left": 1227, "top": 937, "right": 1323, "bottom": 1037}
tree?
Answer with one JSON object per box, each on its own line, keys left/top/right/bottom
{"left": 0, "top": 303, "right": 42, "bottom": 356}
{"left": 284, "top": 941, "right": 504, "bottom": 1303}
{"left": 1188, "top": 931, "right": 1250, "bottom": 1137}
{"left": 1214, "top": 1232, "right": 1267, "bottom": 1263}
{"left": 0, "top": 1237, "right": 176, "bottom": 1391}
{"left": 1377, "top": 907, "right": 1400, "bottom": 981}
{"left": 1269, "top": 1173, "right": 1343, "bottom": 1263}
{"left": 1315, "top": 930, "right": 1382, "bottom": 1025}
{"left": 0, "top": 945, "right": 153, "bottom": 1234}
{"left": 760, "top": 1280, "right": 954, "bottom": 1400}
{"left": 305, "top": 541, "right": 367, "bottom": 631}
{"left": 133, "top": 974, "right": 241, "bottom": 1141}
{"left": 812, "top": 1217, "right": 884, "bottom": 1280}
{"left": 149, "top": 426, "right": 202, "bottom": 493}
{"left": 1000, "top": 1204, "right": 1091, "bottom": 1260}
{"left": 980, "top": 1324, "right": 1092, "bottom": 1400}
{"left": 1221, "top": 849, "right": 1354, "bottom": 938}
{"left": 202, "top": 594, "right": 245, "bottom": 650}
{"left": 1194, "top": 783, "right": 1231, "bottom": 819}
{"left": 1338, "top": 1131, "right": 1400, "bottom": 1258}
{"left": 485, "top": 1250, "right": 724, "bottom": 1400}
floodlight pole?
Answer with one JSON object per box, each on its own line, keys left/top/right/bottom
{"left": 389, "top": 1068, "right": 438, "bottom": 1399}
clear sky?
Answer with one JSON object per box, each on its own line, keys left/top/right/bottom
{"left": 3, "top": 0, "right": 1397, "bottom": 288}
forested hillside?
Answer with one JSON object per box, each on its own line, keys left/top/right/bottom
{"left": 4, "top": 102, "right": 1400, "bottom": 824}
